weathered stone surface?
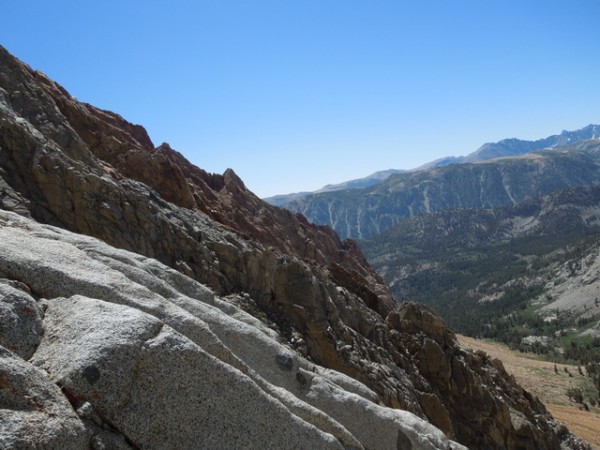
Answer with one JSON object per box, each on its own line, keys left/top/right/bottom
{"left": 0, "top": 346, "right": 90, "bottom": 449}
{"left": 0, "top": 280, "right": 43, "bottom": 359}
{"left": 33, "top": 295, "right": 342, "bottom": 450}
{"left": 303, "top": 375, "right": 467, "bottom": 450}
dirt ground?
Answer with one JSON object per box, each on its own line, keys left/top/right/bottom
{"left": 458, "top": 335, "right": 600, "bottom": 449}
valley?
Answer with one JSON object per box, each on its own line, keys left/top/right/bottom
{"left": 271, "top": 126, "right": 600, "bottom": 435}
{"left": 459, "top": 335, "right": 600, "bottom": 449}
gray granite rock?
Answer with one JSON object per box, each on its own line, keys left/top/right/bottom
{"left": 0, "top": 345, "right": 90, "bottom": 449}
{"left": 32, "top": 295, "right": 342, "bottom": 450}
{"left": 0, "top": 280, "right": 43, "bottom": 359}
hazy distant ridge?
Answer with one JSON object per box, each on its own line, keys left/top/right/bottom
{"left": 271, "top": 125, "right": 600, "bottom": 240}
{"left": 420, "top": 124, "right": 600, "bottom": 169}
{"left": 266, "top": 124, "right": 600, "bottom": 207}
{"left": 266, "top": 169, "right": 404, "bottom": 207}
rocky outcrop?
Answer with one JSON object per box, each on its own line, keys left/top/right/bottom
{"left": 7, "top": 53, "right": 390, "bottom": 311}
{"left": 0, "top": 45, "right": 591, "bottom": 449}
{"left": 0, "top": 209, "right": 464, "bottom": 450}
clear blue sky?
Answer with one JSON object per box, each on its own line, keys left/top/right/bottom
{"left": 2, "top": 1, "right": 600, "bottom": 197}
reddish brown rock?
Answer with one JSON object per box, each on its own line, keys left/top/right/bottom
{"left": 25, "top": 69, "right": 393, "bottom": 316}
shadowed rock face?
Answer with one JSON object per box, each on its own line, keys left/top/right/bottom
{"left": 0, "top": 45, "right": 591, "bottom": 449}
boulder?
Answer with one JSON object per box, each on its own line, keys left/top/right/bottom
{"left": 0, "top": 346, "right": 90, "bottom": 449}
{"left": 0, "top": 280, "right": 43, "bottom": 359}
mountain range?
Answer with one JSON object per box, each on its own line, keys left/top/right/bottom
{"left": 269, "top": 122, "right": 600, "bottom": 392}
{"left": 418, "top": 124, "right": 600, "bottom": 170}
{"left": 277, "top": 140, "right": 600, "bottom": 241}
{"left": 1, "top": 45, "right": 590, "bottom": 448}
{"left": 267, "top": 124, "right": 600, "bottom": 210}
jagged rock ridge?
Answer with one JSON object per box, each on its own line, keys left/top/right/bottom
{"left": 0, "top": 45, "right": 590, "bottom": 449}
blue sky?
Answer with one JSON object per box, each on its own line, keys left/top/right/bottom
{"left": 2, "top": 1, "right": 600, "bottom": 197}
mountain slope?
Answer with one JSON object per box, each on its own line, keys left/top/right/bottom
{"left": 0, "top": 45, "right": 590, "bottom": 449}
{"left": 266, "top": 169, "right": 405, "bottom": 207}
{"left": 360, "top": 185, "right": 600, "bottom": 341}
{"left": 1, "top": 209, "right": 471, "bottom": 450}
{"left": 284, "top": 145, "right": 600, "bottom": 240}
